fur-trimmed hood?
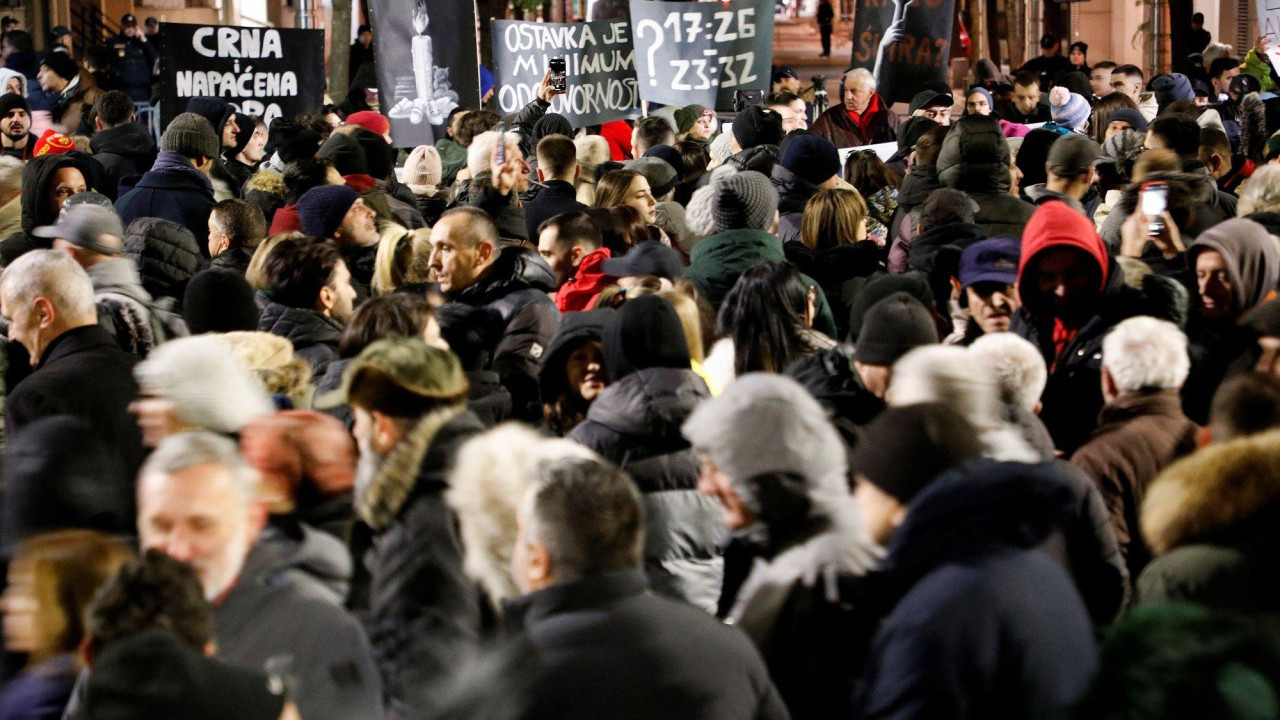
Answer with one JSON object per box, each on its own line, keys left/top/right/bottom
{"left": 1141, "top": 430, "right": 1280, "bottom": 555}
{"left": 1240, "top": 92, "right": 1269, "bottom": 163}
{"left": 243, "top": 167, "right": 285, "bottom": 196}
{"left": 357, "top": 405, "right": 465, "bottom": 529}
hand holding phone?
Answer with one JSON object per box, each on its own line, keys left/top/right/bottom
{"left": 549, "top": 57, "right": 566, "bottom": 92}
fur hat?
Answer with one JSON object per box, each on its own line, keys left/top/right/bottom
{"left": 134, "top": 335, "right": 275, "bottom": 434}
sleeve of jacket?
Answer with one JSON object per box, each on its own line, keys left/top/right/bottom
{"left": 494, "top": 298, "right": 560, "bottom": 420}
{"left": 1242, "top": 49, "right": 1278, "bottom": 93}
{"left": 1069, "top": 445, "right": 1134, "bottom": 566}
{"left": 506, "top": 98, "right": 551, "bottom": 158}
{"left": 1058, "top": 461, "right": 1130, "bottom": 623}
{"left": 854, "top": 620, "right": 968, "bottom": 720}
{"left": 468, "top": 184, "right": 530, "bottom": 241}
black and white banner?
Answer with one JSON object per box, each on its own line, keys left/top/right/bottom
{"left": 849, "top": 0, "right": 954, "bottom": 104}
{"left": 158, "top": 23, "right": 324, "bottom": 129}
{"left": 492, "top": 20, "right": 639, "bottom": 126}
{"left": 629, "top": 0, "right": 774, "bottom": 111}
{"left": 369, "top": 0, "right": 481, "bottom": 147}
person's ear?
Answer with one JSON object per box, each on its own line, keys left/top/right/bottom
{"left": 94, "top": 115, "right": 105, "bottom": 131}
{"left": 527, "top": 539, "right": 551, "bottom": 586}
{"left": 573, "top": 164, "right": 581, "bottom": 181}
{"left": 246, "top": 499, "right": 269, "bottom": 543}
{"left": 569, "top": 245, "right": 586, "bottom": 265}
{"left": 476, "top": 240, "right": 494, "bottom": 266}
{"left": 1101, "top": 365, "right": 1118, "bottom": 400}
{"left": 537, "top": 167, "right": 547, "bottom": 182}
{"left": 317, "top": 285, "right": 336, "bottom": 314}
{"left": 371, "top": 410, "right": 401, "bottom": 453}
{"left": 79, "top": 636, "right": 94, "bottom": 669}
{"left": 33, "top": 296, "right": 54, "bottom": 329}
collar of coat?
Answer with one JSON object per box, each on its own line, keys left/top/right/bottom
{"left": 356, "top": 405, "right": 465, "bottom": 530}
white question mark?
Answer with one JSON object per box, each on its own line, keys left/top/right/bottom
{"left": 636, "top": 18, "right": 664, "bottom": 87}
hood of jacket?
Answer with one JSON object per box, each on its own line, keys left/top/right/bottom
{"left": 86, "top": 257, "right": 152, "bottom": 304}
{"left": 936, "top": 115, "right": 1012, "bottom": 195}
{"left": 21, "top": 154, "right": 92, "bottom": 234}
{"left": 688, "top": 228, "right": 784, "bottom": 307}
{"left": 258, "top": 301, "right": 343, "bottom": 350}
{"left": 1017, "top": 201, "right": 1111, "bottom": 319}
{"left": 580, "top": 366, "right": 709, "bottom": 450}
{"left": 884, "top": 458, "right": 1075, "bottom": 587}
{"left": 770, "top": 163, "right": 821, "bottom": 216}
{"left": 1141, "top": 429, "right": 1280, "bottom": 555}
{"left": 450, "top": 245, "right": 555, "bottom": 306}
{"left": 907, "top": 221, "right": 987, "bottom": 273}
{"left": 1187, "top": 218, "right": 1280, "bottom": 315}
{"left": 538, "top": 308, "right": 613, "bottom": 402}
{"left": 246, "top": 519, "right": 352, "bottom": 600}
{"left": 89, "top": 122, "right": 157, "bottom": 161}
{"left": 897, "top": 164, "right": 941, "bottom": 210}
{"left": 243, "top": 167, "right": 284, "bottom": 197}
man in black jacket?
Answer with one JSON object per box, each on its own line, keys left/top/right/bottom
{"left": 208, "top": 198, "right": 266, "bottom": 275}
{"left": 0, "top": 249, "right": 144, "bottom": 473}
{"left": 0, "top": 92, "right": 36, "bottom": 160}
{"left": 88, "top": 90, "right": 157, "bottom": 197}
{"left": 322, "top": 337, "right": 486, "bottom": 720}
{"left": 258, "top": 237, "right": 356, "bottom": 378}
{"left": 428, "top": 206, "right": 559, "bottom": 421}
{"left": 115, "top": 112, "right": 217, "bottom": 246}
{"left": 522, "top": 134, "right": 586, "bottom": 239}
{"left": 488, "top": 454, "right": 788, "bottom": 720}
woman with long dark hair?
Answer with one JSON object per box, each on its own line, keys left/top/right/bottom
{"left": 843, "top": 151, "right": 901, "bottom": 245}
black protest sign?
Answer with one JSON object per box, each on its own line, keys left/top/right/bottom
{"left": 369, "top": 0, "right": 480, "bottom": 147}
{"left": 492, "top": 21, "right": 639, "bottom": 127}
{"left": 630, "top": 0, "right": 774, "bottom": 111}
{"left": 849, "top": 0, "right": 954, "bottom": 103}
{"left": 158, "top": 23, "right": 324, "bottom": 129}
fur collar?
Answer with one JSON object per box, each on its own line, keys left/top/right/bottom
{"left": 243, "top": 168, "right": 284, "bottom": 196}
{"left": 1141, "top": 430, "right": 1280, "bottom": 554}
{"left": 356, "top": 406, "right": 464, "bottom": 530}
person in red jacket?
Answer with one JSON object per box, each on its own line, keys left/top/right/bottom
{"left": 541, "top": 211, "right": 615, "bottom": 312}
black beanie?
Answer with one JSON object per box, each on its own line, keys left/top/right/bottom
{"left": 533, "top": 113, "right": 574, "bottom": 141}
{"left": 0, "top": 92, "right": 29, "bottom": 118}
{"left": 846, "top": 274, "right": 936, "bottom": 342}
{"left": 732, "top": 105, "right": 784, "bottom": 150}
{"left": 848, "top": 403, "right": 982, "bottom": 502}
{"left": 855, "top": 292, "right": 938, "bottom": 365}
{"left": 40, "top": 51, "right": 79, "bottom": 81}
{"left": 229, "top": 112, "right": 254, "bottom": 157}
{"left": 183, "top": 268, "right": 260, "bottom": 334}
{"left": 602, "top": 294, "right": 691, "bottom": 382}
{"left": 317, "top": 132, "right": 368, "bottom": 176}
{"left": 270, "top": 120, "right": 322, "bottom": 163}
{"left": 351, "top": 128, "right": 393, "bottom": 180}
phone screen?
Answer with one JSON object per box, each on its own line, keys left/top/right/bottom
{"left": 1141, "top": 183, "right": 1167, "bottom": 217}
{"left": 549, "top": 57, "right": 566, "bottom": 92}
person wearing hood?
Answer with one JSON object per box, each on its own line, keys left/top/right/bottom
{"left": 936, "top": 114, "right": 1036, "bottom": 239}
{"left": 849, "top": 404, "right": 1098, "bottom": 720}
{"left": 428, "top": 206, "right": 560, "bottom": 422}
{"left": 2, "top": 151, "right": 95, "bottom": 264}
{"left": 88, "top": 90, "right": 157, "bottom": 196}
{"left": 211, "top": 111, "right": 257, "bottom": 200}
{"left": 1136, "top": 429, "right": 1280, "bottom": 643}
{"left": 1181, "top": 218, "right": 1280, "bottom": 423}
{"left": 772, "top": 133, "right": 841, "bottom": 246}
{"left": 538, "top": 308, "right": 612, "bottom": 437}
{"left": 0, "top": 67, "right": 28, "bottom": 97}
{"left": 115, "top": 112, "right": 218, "bottom": 247}
{"left": 811, "top": 67, "right": 901, "bottom": 147}
{"left": 570, "top": 295, "right": 722, "bottom": 611}
{"left": 683, "top": 373, "right": 881, "bottom": 719}
{"left": 1025, "top": 133, "right": 1103, "bottom": 217}
{"left": 687, "top": 171, "right": 838, "bottom": 335}
{"left": 185, "top": 95, "right": 240, "bottom": 154}
{"left": 0, "top": 92, "right": 35, "bottom": 160}
{"left": 39, "top": 203, "right": 179, "bottom": 357}
{"left": 1012, "top": 200, "right": 1145, "bottom": 454}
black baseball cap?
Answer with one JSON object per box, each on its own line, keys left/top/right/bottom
{"left": 772, "top": 66, "right": 799, "bottom": 83}
{"left": 600, "top": 240, "right": 686, "bottom": 281}
{"left": 50, "top": 25, "right": 72, "bottom": 38}
{"left": 1040, "top": 32, "right": 1059, "bottom": 48}
{"left": 908, "top": 89, "right": 952, "bottom": 115}
{"left": 121, "top": 13, "right": 138, "bottom": 25}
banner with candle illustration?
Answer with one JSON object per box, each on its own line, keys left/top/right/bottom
{"left": 368, "top": 0, "right": 480, "bottom": 147}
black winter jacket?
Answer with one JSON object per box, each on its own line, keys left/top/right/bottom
{"left": 258, "top": 301, "right": 343, "bottom": 378}
{"left": 570, "top": 367, "right": 724, "bottom": 611}
{"left": 1, "top": 154, "right": 98, "bottom": 265}
{"left": 449, "top": 246, "right": 560, "bottom": 422}
{"left": 936, "top": 115, "right": 1036, "bottom": 239}
{"left": 771, "top": 164, "right": 821, "bottom": 246}
{"left": 210, "top": 246, "right": 254, "bottom": 276}
{"left": 89, "top": 122, "right": 157, "bottom": 198}
{"left": 854, "top": 459, "right": 1098, "bottom": 720}
{"left": 522, "top": 179, "right": 587, "bottom": 241}
{"left": 123, "top": 216, "right": 203, "bottom": 306}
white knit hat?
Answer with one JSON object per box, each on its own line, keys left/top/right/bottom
{"left": 403, "top": 145, "right": 442, "bottom": 189}
{"left": 135, "top": 336, "right": 275, "bottom": 435}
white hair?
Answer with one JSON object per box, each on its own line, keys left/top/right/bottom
{"left": 466, "top": 130, "right": 523, "bottom": 178}
{"left": 844, "top": 67, "right": 876, "bottom": 90}
{"left": 0, "top": 249, "right": 96, "bottom": 320}
{"left": 967, "top": 333, "right": 1048, "bottom": 412}
{"left": 139, "top": 430, "right": 257, "bottom": 505}
{"left": 1102, "top": 316, "right": 1190, "bottom": 393}
{"left": 446, "top": 423, "right": 596, "bottom": 606}
{"left": 0, "top": 155, "right": 21, "bottom": 198}
{"left": 134, "top": 335, "right": 275, "bottom": 435}
{"left": 888, "top": 345, "right": 1040, "bottom": 462}
{"left": 1237, "top": 164, "right": 1280, "bottom": 216}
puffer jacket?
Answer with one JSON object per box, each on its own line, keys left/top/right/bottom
{"left": 936, "top": 114, "right": 1036, "bottom": 239}
{"left": 771, "top": 163, "right": 821, "bottom": 246}
{"left": 123, "top": 216, "right": 203, "bottom": 307}
{"left": 449, "top": 246, "right": 560, "bottom": 422}
{"left": 87, "top": 257, "right": 184, "bottom": 358}
{"left": 258, "top": 301, "right": 343, "bottom": 378}
{"left": 886, "top": 164, "right": 942, "bottom": 271}
{"left": 571, "top": 367, "right": 723, "bottom": 611}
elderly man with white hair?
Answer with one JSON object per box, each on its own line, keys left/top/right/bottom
{"left": 465, "top": 128, "right": 535, "bottom": 242}
{"left": 968, "top": 332, "right": 1054, "bottom": 459}
{"left": 1070, "top": 316, "right": 1199, "bottom": 583}
{"left": 0, "top": 249, "right": 144, "bottom": 471}
{"left": 810, "top": 67, "right": 901, "bottom": 147}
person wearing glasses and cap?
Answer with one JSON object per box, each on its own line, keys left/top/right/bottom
{"left": 109, "top": 13, "right": 158, "bottom": 102}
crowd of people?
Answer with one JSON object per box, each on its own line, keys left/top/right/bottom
{"left": 1, "top": 16, "right": 1280, "bottom": 720}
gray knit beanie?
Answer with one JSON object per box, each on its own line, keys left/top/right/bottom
{"left": 712, "top": 170, "right": 778, "bottom": 233}
{"left": 160, "top": 112, "right": 220, "bottom": 160}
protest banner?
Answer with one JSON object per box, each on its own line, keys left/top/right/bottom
{"left": 1257, "top": 0, "right": 1280, "bottom": 76}
{"left": 630, "top": 0, "right": 774, "bottom": 110}
{"left": 492, "top": 20, "right": 639, "bottom": 126}
{"left": 369, "top": 0, "right": 480, "bottom": 147}
{"left": 158, "top": 23, "right": 324, "bottom": 129}
{"left": 849, "top": 0, "right": 954, "bottom": 104}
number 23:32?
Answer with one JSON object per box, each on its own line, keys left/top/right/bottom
{"left": 671, "top": 52, "right": 757, "bottom": 91}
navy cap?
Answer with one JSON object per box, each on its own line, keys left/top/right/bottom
{"left": 959, "top": 237, "right": 1021, "bottom": 289}
{"left": 772, "top": 67, "right": 799, "bottom": 83}
{"left": 121, "top": 13, "right": 138, "bottom": 25}
{"left": 600, "top": 240, "right": 686, "bottom": 280}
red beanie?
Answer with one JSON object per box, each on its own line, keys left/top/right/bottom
{"left": 346, "top": 110, "right": 390, "bottom": 138}
{"left": 33, "top": 128, "right": 74, "bottom": 157}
